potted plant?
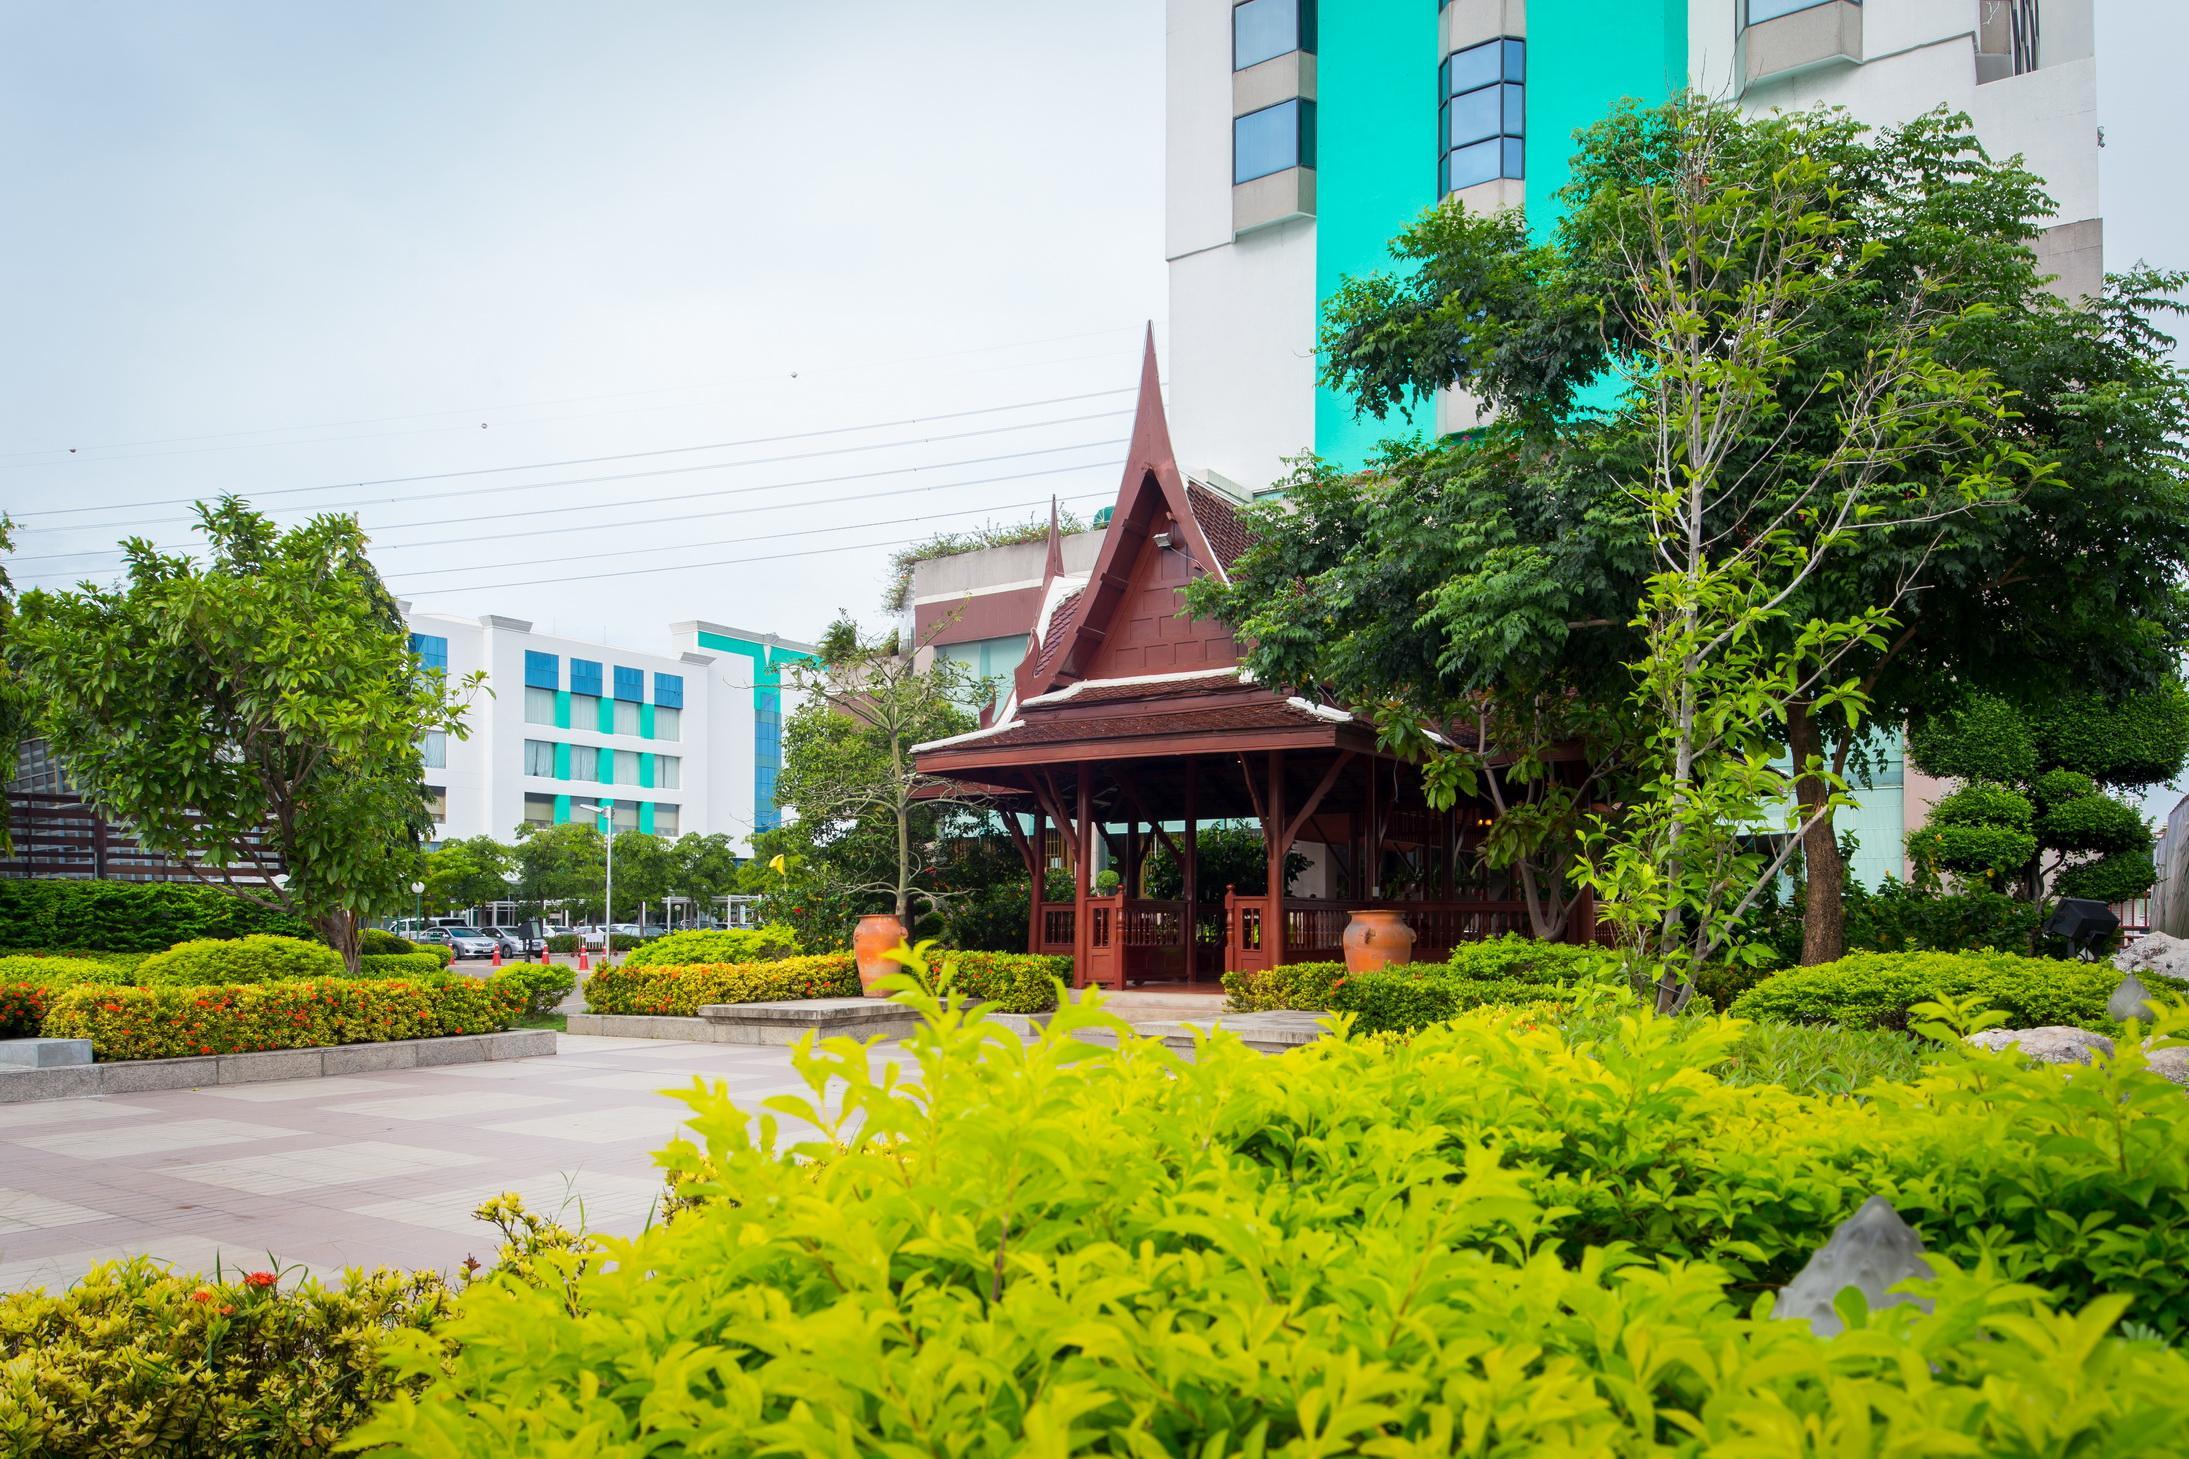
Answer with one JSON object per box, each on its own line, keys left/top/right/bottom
{"left": 1095, "top": 869, "right": 1121, "bottom": 896}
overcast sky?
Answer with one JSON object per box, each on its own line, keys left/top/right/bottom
{"left": 4, "top": 1, "right": 2185, "bottom": 807}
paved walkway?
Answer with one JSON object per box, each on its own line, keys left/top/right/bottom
{"left": 0, "top": 1035, "right": 911, "bottom": 1293}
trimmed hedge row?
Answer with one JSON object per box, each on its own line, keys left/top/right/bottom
{"left": 138, "top": 935, "right": 342, "bottom": 984}
{"left": 42, "top": 975, "right": 529, "bottom": 1061}
{"left": 620, "top": 926, "right": 797, "bottom": 970}
{"left": 0, "top": 879, "right": 312, "bottom": 952}
{"left": 358, "top": 952, "right": 451, "bottom": 979}
{"left": 583, "top": 950, "right": 1069, "bottom": 1018}
{"left": 1730, "top": 950, "right": 2120, "bottom": 1031}
{"left": 1224, "top": 936, "right": 1621, "bottom": 1033}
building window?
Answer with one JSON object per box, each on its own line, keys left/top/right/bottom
{"left": 420, "top": 731, "right": 447, "bottom": 770}
{"left": 602, "top": 798, "right": 640, "bottom": 833}
{"left": 1234, "top": 98, "right": 1313, "bottom": 185}
{"left": 523, "top": 651, "right": 559, "bottom": 690}
{"left": 1745, "top": 0, "right": 1852, "bottom": 21}
{"left": 570, "top": 694, "right": 600, "bottom": 733}
{"left": 654, "top": 705, "right": 681, "bottom": 742}
{"left": 524, "top": 686, "right": 557, "bottom": 726}
{"left": 425, "top": 785, "right": 447, "bottom": 821}
{"left": 1441, "top": 38, "right": 1524, "bottom": 195}
{"left": 653, "top": 803, "right": 680, "bottom": 837}
{"left": 653, "top": 672, "right": 684, "bottom": 709}
{"left": 569, "top": 744, "right": 599, "bottom": 782}
{"left": 612, "top": 698, "right": 641, "bottom": 736}
{"left": 570, "top": 659, "right": 603, "bottom": 697}
{"left": 1233, "top": 0, "right": 1312, "bottom": 71}
{"left": 522, "top": 739, "right": 555, "bottom": 777}
{"left": 523, "top": 792, "right": 556, "bottom": 826}
{"left": 656, "top": 755, "right": 681, "bottom": 790}
{"left": 613, "top": 665, "right": 644, "bottom": 703}
{"left": 409, "top": 633, "right": 449, "bottom": 675}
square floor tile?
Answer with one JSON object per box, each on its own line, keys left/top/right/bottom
{"left": 553, "top": 1070, "right": 755, "bottom": 1093}
{"left": 349, "top": 1170, "right": 666, "bottom": 1236}
{"left": 324, "top": 1092, "right": 564, "bottom": 1121}
{"left": 0, "top": 1187, "right": 114, "bottom": 1233}
{"left": 10, "top": 1118, "right": 298, "bottom": 1161}
{"left": 415, "top": 1062, "right": 565, "bottom": 1081}
{"left": 196, "top": 1077, "right": 401, "bottom": 1103}
{"left": 166, "top": 1140, "right": 483, "bottom": 1195}
{"left": 484, "top": 1106, "right": 688, "bottom": 1145}
{"left": 0, "top": 1100, "right": 160, "bottom": 1131}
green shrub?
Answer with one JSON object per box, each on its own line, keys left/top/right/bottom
{"left": 136, "top": 935, "right": 344, "bottom": 986}
{"left": 2033, "top": 767, "right": 2098, "bottom": 808}
{"left": 1446, "top": 933, "right": 1617, "bottom": 981}
{"left": 545, "top": 933, "right": 580, "bottom": 954}
{"left": 583, "top": 954, "right": 862, "bottom": 1016}
{"left": 2056, "top": 848, "right": 2160, "bottom": 903}
{"left": 343, "top": 992, "right": 2189, "bottom": 1454}
{"left": 1908, "top": 821, "right": 2040, "bottom": 883}
{"left": 1717, "top": 1021, "right": 1925, "bottom": 1097}
{"left": 356, "top": 951, "right": 452, "bottom": 979}
{"left": 1222, "top": 960, "right": 1344, "bottom": 1011}
{"left": 1226, "top": 938, "right": 1619, "bottom": 1032}
{"left": 0, "top": 879, "right": 311, "bottom": 952}
{"left": 931, "top": 951, "right": 1067, "bottom": 1013}
{"left": 495, "top": 963, "right": 576, "bottom": 1018}
{"left": 0, "top": 1259, "right": 454, "bottom": 1457}
{"left": 620, "top": 926, "right": 797, "bottom": 971}
{"left": 360, "top": 927, "right": 417, "bottom": 955}
{"left": 1759, "top": 876, "right": 2042, "bottom": 961}
{"left": 1730, "top": 950, "right": 2116, "bottom": 1031}
{"left": 1928, "top": 779, "right": 2033, "bottom": 829}
{"left": 2039, "top": 794, "right": 2152, "bottom": 854}
{"left": 0, "top": 956, "right": 130, "bottom": 1035}
{"left": 42, "top": 976, "right": 526, "bottom": 1060}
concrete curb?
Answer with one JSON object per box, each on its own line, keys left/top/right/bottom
{"left": 570, "top": 1007, "right": 1063, "bottom": 1043}
{"left": 0, "top": 1029, "right": 556, "bottom": 1105}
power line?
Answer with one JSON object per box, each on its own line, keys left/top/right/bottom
{"left": 384, "top": 479, "right": 1119, "bottom": 583}
{"left": 6, "top": 404, "right": 1138, "bottom": 556}
{"left": 390, "top": 494, "right": 1115, "bottom": 599}
{"left": 4, "top": 384, "right": 1151, "bottom": 525}
{"left": 0, "top": 322, "right": 1147, "bottom": 463}
{"left": 11, "top": 451, "right": 1124, "bottom": 587}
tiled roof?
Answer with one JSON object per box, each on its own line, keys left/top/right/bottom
{"left": 1187, "top": 482, "right": 1251, "bottom": 571}
{"left": 1025, "top": 669, "right": 1243, "bottom": 706}
{"left": 1024, "top": 587, "right": 1082, "bottom": 686}
{"left": 943, "top": 699, "right": 1339, "bottom": 751}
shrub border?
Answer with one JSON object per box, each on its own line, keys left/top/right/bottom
{"left": 0, "top": 1029, "right": 555, "bottom": 1105}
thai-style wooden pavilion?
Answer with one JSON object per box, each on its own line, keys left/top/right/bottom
{"left": 914, "top": 334, "right": 1566, "bottom": 989}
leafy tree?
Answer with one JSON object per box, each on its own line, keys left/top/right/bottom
{"left": 1141, "top": 823, "right": 1310, "bottom": 905}
{"left": 12, "top": 500, "right": 479, "bottom": 969}
{"left": 513, "top": 822, "right": 605, "bottom": 921}
{"left": 1908, "top": 687, "right": 2189, "bottom": 904}
{"left": 421, "top": 835, "right": 515, "bottom": 918}
{"left": 1309, "top": 97, "right": 2189, "bottom": 965}
{"left": 667, "top": 832, "right": 746, "bottom": 921}
{"left": 775, "top": 617, "right": 983, "bottom": 931}
{"left": 605, "top": 831, "right": 677, "bottom": 920}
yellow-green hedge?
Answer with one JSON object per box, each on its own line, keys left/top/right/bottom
{"left": 41, "top": 975, "right": 529, "bottom": 1061}
{"left": 582, "top": 954, "right": 860, "bottom": 1016}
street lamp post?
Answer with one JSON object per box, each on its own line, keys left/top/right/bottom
{"left": 410, "top": 880, "right": 424, "bottom": 926}
{"left": 574, "top": 803, "right": 614, "bottom": 957}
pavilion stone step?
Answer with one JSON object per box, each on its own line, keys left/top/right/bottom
{"left": 1064, "top": 1010, "right": 1329, "bottom": 1056}
{"left": 1071, "top": 989, "right": 1230, "bottom": 1018}
{"left": 696, "top": 997, "right": 921, "bottom": 1046}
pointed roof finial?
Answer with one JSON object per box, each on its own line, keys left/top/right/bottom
{"left": 1042, "top": 494, "right": 1064, "bottom": 584}
{"left": 1128, "top": 321, "right": 1177, "bottom": 479}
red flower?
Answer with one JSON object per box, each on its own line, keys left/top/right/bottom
{"left": 189, "top": 1287, "right": 214, "bottom": 1303}
{"left": 244, "top": 1270, "right": 277, "bottom": 1288}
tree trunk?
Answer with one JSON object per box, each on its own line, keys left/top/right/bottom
{"left": 318, "top": 908, "right": 362, "bottom": 975}
{"left": 1786, "top": 702, "right": 1846, "bottom": 966}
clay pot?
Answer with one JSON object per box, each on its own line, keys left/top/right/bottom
{"left": 853, "top": 913, "right": 909, "bottom": 996}
{"left": 1342, "top": 909, "right": 1415, "bottom": 973}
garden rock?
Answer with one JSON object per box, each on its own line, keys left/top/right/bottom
{"left": 1775, "top": 1195, "right": 1932, "bottom": 1338}
{"left": 2143, "top": 1043, "right": 2189, "bottom": 1086}
{"left": 2110, "top": 973, "right": 2158, "bottom": 1022}
{"left": 1964, "top": 1026, "right": 2116, "bottom": 1064}
{"left": 2115, "top": 931, "right": 2189, "bottom": 986}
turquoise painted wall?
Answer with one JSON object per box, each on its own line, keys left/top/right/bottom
{"left": 1522, "top": 0, "right": 1687, "bottom": 226}
{"left": 696, "top": 631, "right": 814, "bottom": 835}
{"left": 1310, "top": 0, "right": 1439, "bottom": 470}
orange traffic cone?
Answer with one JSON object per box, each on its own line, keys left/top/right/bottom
{"left": 539, "top": 946, "right": 551, "bottom": 966}
{"left": 491, "top": 944, "right": 502, "bottom": 968}
{"left": 577, "top": 944, "right": 590, "bottom": 972}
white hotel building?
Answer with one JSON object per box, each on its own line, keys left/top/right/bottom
{"left": 401, "top": 608, "right": 814, "bottom": 853}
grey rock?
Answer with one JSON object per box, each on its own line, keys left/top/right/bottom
{"left": 2110, "top": 973, "right": 2159, "bottom": 1022}
{"left": 2115, "top": 931, "right": 2189, "bottom": 985}
{"left": 2141, "top": 1042, "right": 2189, "bottom": 1086}
{"left": 1776, "top": 1195, "right": 1933, "bottom": 1337}
{"left": 1964, "top": 1026, "right": 2116, "bottom": 1064}
{"left": 0, "top": 1038, "right": 93, "bottom": 1068}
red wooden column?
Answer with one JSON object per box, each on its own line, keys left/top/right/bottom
{"left": 1027, "top": 807, "right": 1046, "bottom": 954}
{"left": 1073, "top": 765, "right": 1093, "bottom": 989}
{"left": 1181, "top": 761, "right": 1198, "bottom": 979}
{"left": 1265, "top": 749, "right": 1286, "bottom": 969}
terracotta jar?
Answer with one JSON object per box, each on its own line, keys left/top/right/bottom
{"left": 1341, "top": 909, "right": 1416, "bottom": 973}
{"left": 853, "top": 913, "right": 909, "bottom": 996}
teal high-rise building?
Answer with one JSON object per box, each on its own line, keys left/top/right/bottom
{"left": 1163, "top": 0, "right": 2100, "bottom": 885}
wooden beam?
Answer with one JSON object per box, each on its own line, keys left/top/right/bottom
{"left": 1281, "top": 751, "right": 1354, "bottom": 853}
{"left": 1074, "top": 765, "right": 1093, "bottom": 987}
{"left": 1182, "top": 761, "right": 1199, "bottom": 975}
{"left": 1265, "top": 749, "right": 1286, "bottom": 967}
{"left": 1114, "top": 777, "right": 1182, "bottom": 863}
{"left": 1026, "top": 808, "right": 1046, "bottom": 954}
{"left": 1238, "top": 753, "right": 1266, "bottom": 826}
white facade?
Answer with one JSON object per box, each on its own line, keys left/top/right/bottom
{"left": 401, "top": 607, "right": 813, "bottom": 855}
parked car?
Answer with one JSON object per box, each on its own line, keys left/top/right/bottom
{"left": 421, "top": 925, "right": 499, "bottom": 959}
{"left": 479, "top": 925, "right": 537, "bottom": 957}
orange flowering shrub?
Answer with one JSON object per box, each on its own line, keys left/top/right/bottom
{"left": 40, "top": 974, "right": 528, "bottom": 1061}
{"left": 583, "top": 954, "right": 861, "bottom": 1017}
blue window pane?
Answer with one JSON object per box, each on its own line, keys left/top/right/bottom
{"left": 1748, "top": 0, "right": 1839, "bottom": 21}
{"left": 570, "top": 659, "right": 603, "bottom": 697}
{"left": 1445, "top": 39, "right": 1500, "bottom": 96}
{"left": 653, "top": 672, "right": 684, "bottom": 709}
{"left": 612, "top": 665, "right": 644, "bottom": 703}
{"left": 1445, "top": 87, "right": 1501, "bottom": 149}
{"left": 1443, "top": 137, "right": 1502, "bottom": 193}
{"left": 1503, "top": 137, "right": 1526, "bottom": 180}
{"left": 1234, "top": 99, "right": 1303, "bottom": 184}
{"left": 1502, "top": 37, "right": 1526, "bottom": 81}
{"left": 1233, "top": 0, "right": 1298, "bottom": 70}
{"left": 1503, "top": 82, "right": 1525, "bottom": 135}
{"left": 523, "top": 650, "right": 558, "bottom": 690}
{"left": 408, "top": 633, "right": 448, "bottom": 674}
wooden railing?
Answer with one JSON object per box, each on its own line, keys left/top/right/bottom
{"left": 1224, "top": 893, "right": 1539, "bottom": 974}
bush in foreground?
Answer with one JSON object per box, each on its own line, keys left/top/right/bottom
{"left": 349, "top": 983, "right": 2189, "bottom": 1454}
{"left": 41, "top": 975, "right": 528, "bottom": 1060}
{"left": 619, "top": 925, "right": 797, "bottom": 970}
{"left": 0, "top": 1260, "right": 453, "bottom": 1457}
{"left": 135, "top": 935, "right": 344, "bottom": 986}
{"left": 1731, "top": 950, "right": 2116, "bottom": 1030}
